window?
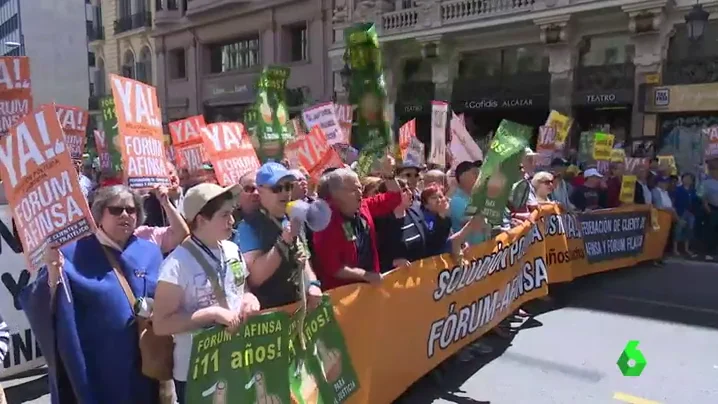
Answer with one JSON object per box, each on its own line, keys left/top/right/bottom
{"left": 458, "top": 49, "right": 502, "bottom": 79}
{"left": 0, "top": 15, "right": 18, "bottom": 40}
{"left": 503, "top": 46, "right": 548, "bottom": 75}
{"left": 169, "top": 48, "right": 186, "bottom": 79}
{"left": 137, "top": 46, "right": 152, "bottom": 84}
{"left": 208, "top": 36, "right": 260, "bottom": 73}
{"left": 579, "top": 35, "right": 634, "bottom": 66}
{"left": 285, "top": 23, "right": 308, "bottom": 63}
{"left": 400, "top": 0, "right": 416, "bottom": 8}
{"left": 122, "top": 50, "right": 136, "bottom": 78}
{"left": 3, "top": 47, "right": 19, "bottom": 57}
{"left": 88, "top": 52, "right": 96, "bottom": 67}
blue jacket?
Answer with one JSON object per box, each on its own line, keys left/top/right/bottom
{"left": 672, "top": 185, "right": 699, "bottom": 216}
{"left": 20, "top": 234, "right": 162, "bottom": 404}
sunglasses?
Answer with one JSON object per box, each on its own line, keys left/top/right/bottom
{"left": 401, "top": 173, "right": 420, "bottom": 179}
{"left": 539, "top": 180, "right": 554, "bottom": 185}
{"left": 270, "top": 183, "right": 294, "bottom": 193}
{"left": 242, "top": 185, "right": 257, "bottom": 193}
{"left": 107, "top": 206, "right": 137, "bottom": 216}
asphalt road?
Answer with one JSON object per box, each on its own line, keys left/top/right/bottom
{"left": 4, "top": 258, "right": 718, "bottom": 404}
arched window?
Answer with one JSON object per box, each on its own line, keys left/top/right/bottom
{"left": 122, "top": 49, "right": 135, "bottom": 78}
{"left": 138, "top": 46, "right": 152, "bottom": 84}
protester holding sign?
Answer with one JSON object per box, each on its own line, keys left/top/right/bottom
{"left": 153, "top": 183, "right": 260, "bottom": 404}
{"left": 570, "top": 168, "right": 608, "bottom": 211}
{"left": 20, "top": 185, "right": 164, "bottom": 403}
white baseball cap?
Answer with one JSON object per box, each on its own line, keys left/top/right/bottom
{"left": 583, "top": 168, "right": 603, "bottom": 178}
{"left": 183, "top": 183, "right": 240, "bottom": 222}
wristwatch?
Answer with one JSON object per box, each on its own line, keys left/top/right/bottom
{"left": 308, "top": 280, "right": 321, "bottom": 289}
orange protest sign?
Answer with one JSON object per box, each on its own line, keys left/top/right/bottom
{"left": 169, "top": 115, "right": 209, "bottom": 172}
{"left": 0, "top": 105, "right": 95, "bottom": 271}
{"left": 0, "top": 57, "right": 31, "bottom": 92}
{"left": 55, "top": 105, "right": 88, "bottom": 160}
{"left": 94, "top": 130, "right": 111, "bottom": 170}
{"left": 284, "top": 126, "right": 343, "bottom": 180}
{"left": 202, "top": 122, "right": 260, "bottom": 186}
{"left": 109, "top": 74, "right": 169, "bottom": 188}
{"left": 398, "top": 119, "right": 416, "bottom": 154}
{"left": 0, "top": 57, "right": 32, "bottom": 135}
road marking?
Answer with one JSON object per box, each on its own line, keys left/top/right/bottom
{"left": 604, "top": 294, "right": 718, "bottom": 315}
{"left": 613, "top": 392, "right": 661, "bottom": 404}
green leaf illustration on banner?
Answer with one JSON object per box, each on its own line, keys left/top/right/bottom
{"left": 185, "top": 312, "right": 291, "bottom": 404}
{"left": 466, "top": 120, "right": 531, "bottom": 225}
{"left": 255, "top": 66, "right": 292, "bottom": 162}
{"left": 344, "top": 23, "right": 391, "bottom": 176}
{"left": 99, "top": 96, "right": 123, "bottom": 173}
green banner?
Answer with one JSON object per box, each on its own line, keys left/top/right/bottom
{"left": 185, "top": 312, "right": 291, "bottom": 403}
{"left": 185, "top": 300, "right": 359, "bottom": 403}
{"left": 465, "top": 120, "right": 531, "bottom": 225}
{"left": 344, "top": 23, "right": 392, "bottom": 176}
{"left": 255, "top": 66, "right": 292, "bottom": 162}
{"left": 99, "top": 96, "right": 123, "bottom": 173}
{"left": 578, "top": 131, "right": 596, "bottom": 165}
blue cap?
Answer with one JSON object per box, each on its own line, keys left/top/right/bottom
{"left": 256, "top": 162, "right": 296, "bottom": 187}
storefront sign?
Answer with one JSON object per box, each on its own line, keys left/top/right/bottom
{"left": 642, "top": 83, "right": 718, "bottom": 112}
{"left": 203, "top": 74, "right": 258, "bottom": 105}
{"left": 462, "top": 98, "right": 536, "bottom": 110}
{"left": 574, "top": 89, "right": 634, "bottom": 107}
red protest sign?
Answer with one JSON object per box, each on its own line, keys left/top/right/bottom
{"left": 0, "top": 104, "right": 95, "bottom": 271}
{"left": 202, "top": 122, "right": 261, "bottom": 186}
{"left": 169, "top": 115, "right": 209, "bottom": 172}
{"left": 55, "top": 105, "right": 88, "bottom": 160}
{"left": 284, "top": 126, "right": 343, "bottom": 180}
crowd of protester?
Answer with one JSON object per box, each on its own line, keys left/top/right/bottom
{"left": 9, "top": 145, "right": 718, "bottom": 404}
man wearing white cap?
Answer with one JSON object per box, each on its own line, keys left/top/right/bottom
{"left": 569, "top": 168, "right": 607, "bottom": 211}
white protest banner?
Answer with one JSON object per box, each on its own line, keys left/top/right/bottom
{"left": 429, "top": 101, "right": 448, "bottom": 167}
{"left": 449, "top": 112, "right": 483, "bottom": 170}
{"left": 303, "top": 102, "right": 344, "bottom": 145}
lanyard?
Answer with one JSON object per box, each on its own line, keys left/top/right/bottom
{"left": 191, "top": 235, "right": 227, "bottom": 280}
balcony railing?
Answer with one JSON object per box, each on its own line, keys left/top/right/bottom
{"left": 381, "top": 0, "right": 536, "bottom": 34}
{"left": 114, "top": 11, "right": 152, "bottom": 34}
{"left": 155, "top": 0, "right": 181, "bottom": 25}
{"left": 87, "top": 22, "right": 104, "bottom": 41}
{"left": 574, "top": 63, "right": 635, "bottom": 91}
{"left": 664, "top": 57, "right": 718, "bottom": 85}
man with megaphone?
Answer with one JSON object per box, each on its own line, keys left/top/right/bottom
{"left": 236, "top": 162, "right": 323, "bottom": 310}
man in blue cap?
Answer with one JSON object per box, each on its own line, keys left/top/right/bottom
{"left": 234, "top": 162, "right": 323, "bottom": 309}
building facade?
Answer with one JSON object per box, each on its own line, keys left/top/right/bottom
{"left": 88, "top": 0, "right": 156, "bottom": 126}
{"left": 329, "top": 0, "right": 716, "bottom": 157}
{"left": 0, "top": 0, "right": 90, "bottom": 108}
{"left": 151, "top": 0, "right": 333, "bottom": 123}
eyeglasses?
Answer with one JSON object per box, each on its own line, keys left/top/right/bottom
{"left": 401, "top": 173, "right": 420, "bottom": 179}
{"left": 270, "top": 183, "right": 294, "bottom": 193}
{"left": 107, "top": 206, "right": 137, "bottom": 216}
{"left": 242, "top": 185, "right": 257, "bottom": 193}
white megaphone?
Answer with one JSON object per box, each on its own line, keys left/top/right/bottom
{"left": 286, "top": 199, "right": 332, "bottom": 232}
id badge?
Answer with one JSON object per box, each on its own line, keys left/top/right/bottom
{"left": 342, "top": 222, "right": 357, "bottom": 241}
{"left": 227, "top": 258, "right": 246, "bottom": 288}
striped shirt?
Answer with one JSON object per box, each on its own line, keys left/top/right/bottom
{"left": 0, "top": 314, "right": 9, "bottom": 363}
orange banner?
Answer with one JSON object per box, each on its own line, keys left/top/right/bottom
{"left": 284, "top": 126, "right": 343, "bottom": 180}
{"left": 309, "top": 204, "right": 671, "bottom": 403}
{"left": 94, "top": 130, "right": 110, "bottom": 170}
{"left": 109, "top": 74, "right": 169, "bottom": 189}
{"left": 55, "top": 105, "right": 88, "bottom": 160}
{"left": 202, "top": 122, "right": 260, "bottom": 186}
{"left": 0, "top": 105, "right": 95, "bottom": 271}
{"left": 0, "top": 56, "right": 32, "bottom": 135}
{"left": 168, "top": 115, "right": 209, "bottom": 172}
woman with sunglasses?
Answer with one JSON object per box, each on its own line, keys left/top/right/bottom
{"left": 529, "top": 172, "right": 556, "bottom": 210}
{"left": 21, "top": 185, "right": 167, "bottom": 404}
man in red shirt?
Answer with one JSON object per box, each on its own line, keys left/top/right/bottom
{"left": 312, "top": 157, "right": 402, "bottom": 290}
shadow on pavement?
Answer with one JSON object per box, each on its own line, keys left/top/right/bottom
{"left": 5, "top": 374, "right": 49, "bottom": 403}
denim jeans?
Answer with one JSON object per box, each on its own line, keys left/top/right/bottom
{"left": 175, "top": 380, "right": 186, "bottom": 404}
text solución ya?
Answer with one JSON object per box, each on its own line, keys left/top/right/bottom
{"left": 427, "top": 223, "right": 549, "bottom": 358}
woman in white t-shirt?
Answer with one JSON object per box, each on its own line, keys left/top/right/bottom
{"left": 153, "top": 183, "right": 261, "bottom": 404}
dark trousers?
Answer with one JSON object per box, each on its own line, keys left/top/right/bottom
{"left": 174, "top": 380, "right": 186, "bottom": 404}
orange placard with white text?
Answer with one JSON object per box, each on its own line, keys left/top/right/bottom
{"left": 398, "top": 119, "right": 417, "bottom": 160}
{"left": 94, "top": 130, "right": 111, "bottom": 170}
{"left": 201, "top": 122, "right": 261, "bottom": 186}
{"left": 169, "top": 115, "right": 209, "bottom": 172}
{"left": 284, "top": 126, "right": 343, "bottom": 180}
{"left": 0, "top": 105, "right": 95, "bottom": 271}
{"left": 0, "top": 57, "right": 32, "bottom": 135}
{"left": 55, "top": 105, "right": 88, "bottom": 160}
{"left": 109, "top": 74, "right": 169, "bottom": 188}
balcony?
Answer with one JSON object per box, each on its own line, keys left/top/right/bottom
{"left": 664, "top": 57, "right": 718, "bottom": 85}
{"left": 88, "top": 95, "right": 102, "bottom": 111}
{"left": 381, "top": 0, "right": 536, "bottom": 35}
{"left": 87, "top": 22, "right": 104, "bottom": 42}
{"left": 155, "top": 0, "right": 182, "bottom": 25}
{"left": 114, "top": 11, "right": 152, "bottom": 35}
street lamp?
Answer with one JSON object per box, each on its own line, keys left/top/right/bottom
{"left": 685, "top": 3, "right": 710, "bottom": 41}
{"left": 340, "top": 64, "right": 351, "bottom": 92}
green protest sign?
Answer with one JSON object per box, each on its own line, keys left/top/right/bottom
{"left": 99, "top": 96, "right": 123, "bottom": 173}
{"left": 466, "top": 120, "right": 531, "bottom": 225}
{"left": 578, "top": 131, "right": 595, "bottom": 165}
{"left": 185, "top": 312, "right": 291, "bottom": 404}
{"left": 254, "top": 66, "right": 293, "bottom": 162}
{"left": 344, "top": 23, "right": 392, "bottom": 176}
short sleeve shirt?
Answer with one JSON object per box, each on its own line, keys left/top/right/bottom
{"left": 449, "top": 188, "right": 487, "bottom": 246}
{"left": 158, "top": 239, "right": 247, "bottom": 381}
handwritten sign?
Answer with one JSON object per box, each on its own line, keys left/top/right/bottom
{"left": 202, "top": 122, "right": 260, "bottom": 186}
{"left": 0, "top": 105, "right": 94, "bottom": 271}
{"left": 55, "top": 105, "right": 88, "bottom": 160}
{"left": 110, "top": 74, "right": 169, "bottom": 188}
{"left": 284, "top": 126, "right": 343, "bottom": 180}
{"left": 303, "top": 102, "right": 343, "bottom": 145}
